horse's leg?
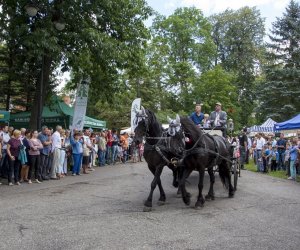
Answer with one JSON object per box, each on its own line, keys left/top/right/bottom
{"left": 179, "top": 167, "right": 193, "bottom": 206}
{"left": 195, "top": 167, "right": 205, "bottom": 209}
{"left": 144, "top": 166, "right": 164, "bottom": 211}
{"left": 157, "top": 177, "right": 166, "bottom": 205}
{"left": 205, "top": 166, "right": 215, "bottom": 201}
{"left": 172, "top": 168, "right": 179, "bottom": 188}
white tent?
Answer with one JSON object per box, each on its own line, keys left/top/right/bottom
{"left": 249, "top": 118, "right": 277, "bottom": 133}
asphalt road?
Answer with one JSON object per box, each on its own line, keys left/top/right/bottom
{"left": 0, "top": 161, "right": 300, "bottom": 250}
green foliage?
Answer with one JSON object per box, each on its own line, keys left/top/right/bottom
{"left": 210, "top": 7, "right": 265, "bottom": 125}
{"left": 258, "top": 0, "right": 300, "bottom": 121}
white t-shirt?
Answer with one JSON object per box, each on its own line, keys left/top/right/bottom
{"left": 51, "top": 131, "right": 61, "bottom": 151}
{"left": 256, "top": 137, "right": 266, "bottom": 150}
{"left": 0, "top": 131, "right": 10, "bottom": 150}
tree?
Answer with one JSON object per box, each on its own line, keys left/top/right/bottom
{"left": 258, "top": 0, "right": 300, "bottom": 121}
{"left": 0, "top": 0, "right": 152, "bottom": 129}
{"left": 149, "top": 7, "right": 215, "bottom": 112}
{"left": 210, "top": 7, "right": 265, "bottom": 125}
{"left": 192, "top": 65, "right": 241, "bottom": 127}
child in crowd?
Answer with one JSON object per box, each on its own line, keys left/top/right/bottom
{"left": 269, "top": 146, "right": 278, "bottom": 171}
{"left": 262, "top": 144, "right": 270, "bottom": 173}
{"left": 288, "top": 139, "right": 299, "bottom": 181}
{"left": 131, "top": 141, "right": 138, "bottom": 163}
{"left": 138, "top": 141, "right": 144, "bottom": 162}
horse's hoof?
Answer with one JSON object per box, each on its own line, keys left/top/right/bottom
{"left": 195, "top": 200, "right": 205, "bottom": 208}
{"left": 205, "top": 194, "right": 215, "bottom": 201}
{"left": 157, "top": 200, "right": 166, "bottom": 206}
{"left": 229, "top": 193, "right": 234, "bottom": 198}
{"left": 183, "top": 197, "right": 191, "bottom": 206}
{"left": 143, "top": 206, "right": 152, "bottom": 212}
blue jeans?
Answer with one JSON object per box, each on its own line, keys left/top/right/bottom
{"left": 278, "top": 152, "right": 285, "bottom": 170}
{"left": 290, "top": 160, "right": 296, "bottom": 179}
{"left": 256, "top": 150, "right": 263, "bottom": 172}
{"left": 98, "top": 150, "right": 106, "bottom": 166}
{"left": 112, "top": 145, "right": 118, "bottom": 163}
{"left": 72, "top": 153, "right": 82, "bottom": 174}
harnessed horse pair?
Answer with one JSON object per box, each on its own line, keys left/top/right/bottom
{"left": 133, "top": 107, "right": 234, "bottom": 211}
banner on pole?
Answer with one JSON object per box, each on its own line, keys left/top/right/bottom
{"left": 72, "top": 77, "right": 90, "bottom": 131}
{"left": 131, "top": 98, "right": 141, "bottom": 132}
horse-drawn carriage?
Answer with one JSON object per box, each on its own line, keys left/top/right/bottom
{"left": 133, "top": 107, "right": 239, "bottom": 211}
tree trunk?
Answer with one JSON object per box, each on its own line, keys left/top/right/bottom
{"left": 29, "top": 55, "right": 52, "bottom": 130}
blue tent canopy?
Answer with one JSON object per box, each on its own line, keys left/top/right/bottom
{"left": 274, "top": 113, "right": 300, "bottom": 130}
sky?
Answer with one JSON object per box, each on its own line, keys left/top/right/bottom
{"left": 146, "top": 0, "right": 291, "bottom": 32}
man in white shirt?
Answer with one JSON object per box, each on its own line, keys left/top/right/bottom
{"left": 50, "top": 125, "right": 62, "bottom": 179}
{"left": 0, "top": 125, "right": 10, "bottom": 179}
{"left": 255, "top": 133, "right": 266, "bottom": 172}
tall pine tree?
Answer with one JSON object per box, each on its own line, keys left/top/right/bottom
{"left": 258, "top": 0, "right": 300, "bottom": 121}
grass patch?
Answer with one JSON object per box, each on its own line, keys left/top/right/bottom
{"left": 245, "top": 159, "right": 300, "bottom": 182}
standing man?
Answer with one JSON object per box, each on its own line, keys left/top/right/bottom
{"left": 50, "top": 125, "right": 62, "bottom": 179}
{"left": 190, "top": 103, "right": 204, "bottom": 127}
{"left": 209, "top": 102, "right": 227, "bottom": 137}
{"left": 238, "top": 128, "right": 248, "bottom": 170}
{"left": 0, "top": 125, "right": 10, "bottom": 179}
{"left": 38, "top": 126, "right": 52, "bottom": 180}
{"left": 277, "top": 133, "right": 287, "bottom": 171}
{"left": 255, "top": 133, "right": 266, "bottom": 172}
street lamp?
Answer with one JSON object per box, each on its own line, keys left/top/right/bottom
{"left": 25, "top": 2, "right": 65, "bottom": 130}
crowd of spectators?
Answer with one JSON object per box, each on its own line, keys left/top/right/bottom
{"left": 0, "top": 125, "right": 144, "bottom": 186}
{"left": 228, "top": 131, "right": 300, "bottom": 181}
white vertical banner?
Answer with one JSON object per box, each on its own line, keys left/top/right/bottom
{"left": 131, "top": 98, "right": 141, "bottom": 132}
{"left": 72, "top": 77, "right": 90, "bottom": 131}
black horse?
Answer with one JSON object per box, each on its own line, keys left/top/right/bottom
{"left": 133, "top": 107, "right": 185, "bottom": 211}
{"left": 169, "top": 116, "right": 235, "bottom": 209}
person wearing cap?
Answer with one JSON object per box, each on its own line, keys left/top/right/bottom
{"left": 190, "top": 103, "right": 204, "bottom": 127}
{"left": 209, "top": 102, "right": 227, "bottom": 136}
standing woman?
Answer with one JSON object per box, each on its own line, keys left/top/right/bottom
{"left": 28, "top": 131, "right": 44, "bottom": 184}
{"left": 20, "top": 130, "right": 31, "bottom": 182}
{"left": 6, "top": 129, "right": 22, "bottom": 186}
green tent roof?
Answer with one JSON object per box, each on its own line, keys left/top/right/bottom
{"left": 10, "top": 98, "right": 106, "bottom": 129}
{"left": 0, "top": 110, "right": 10, "bottom": 122}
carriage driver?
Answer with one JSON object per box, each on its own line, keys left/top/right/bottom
{"left": 190, "top": 103, "right": 204, "bottom": 127}
{"left": 209, "top": 102, "right": 227, "bottom": 137}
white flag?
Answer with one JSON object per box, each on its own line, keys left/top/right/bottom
{"left": 131, "top": 98, "right": 141, "bottom": 132}
{"left": 72, "top": 78, "right": 90, "bottom": 131}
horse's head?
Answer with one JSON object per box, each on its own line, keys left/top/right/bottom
{"left": 133, "top": 106, "right": 148, "bottom": 143}
{"left": 167, "top": 114, "right": 181, "bottom": 137}
{"left": 167, "top": 114, "right": 186, "bottom": 155}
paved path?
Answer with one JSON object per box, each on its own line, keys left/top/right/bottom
{"left": 0, "top": 162, "right": 300, "bottom": 250}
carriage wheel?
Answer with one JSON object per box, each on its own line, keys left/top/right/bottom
{"left": 233, "top": 160, "right": 238, "bottom": 191}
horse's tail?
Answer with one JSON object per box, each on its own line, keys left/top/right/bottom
{"left": 218, "top": 162, "right": 230, "bottom": 189}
